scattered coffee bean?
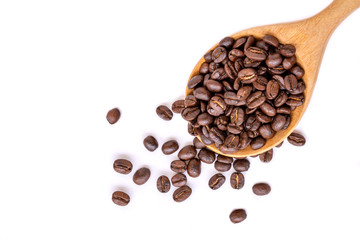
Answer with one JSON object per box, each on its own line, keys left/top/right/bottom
{"left": 214, "top": 155, "right": 233, "bottom": 172}
{"left": 112, "top": 191, "right": 130, "bottom": 206}
{"left": 233, "top": 158, "right": 250, "bottom": 172}
{"left": 171, "top": 173, "right": 187, "bottom": 187}
{"left": 287, "top": 132, "right": 306, "bottom": 146}
{"left": 252, "top": 183, "right": 271, "bottom": 195}
{"left": 198, "top": 148, "right": 216, "bottom": 164}
{"left": 170, "top": 160, "right": 187, "bottom": 173}
{"left": 229, "top": 209, "right": 247, "bottom": 224}
{"left": 230, "top": 172, "right": 245, "bottom": 189}
{"left": 178, "top": 145, "right": 197, "bottom": 160}
{"left": 156, "top": 105, "right": 173, "bottom": 121}
{"left": 162, "top": 140, "right": 179, "bottom": 155}
{"left": 143, "top": 135, "right": 158, "bottom": 152}
{"left": 187, "top": 158, "right": 201, "bottom": 177}
{"left": 106, "top": 108, "right": 121, "bottom": 124}
{"left": 259, "top": 149, "right": 273, "bottom": 162}
{"left": 173, "top": 185, "right": 192, "bottom": 202}
{"left": 133, "top": 167, "right": 151, "bottom": 185}
{"left": 172, "top": 100, "right": 185, "bottom": 114}
{"left": 113, "top": 159, "right": 133, "bottom": 174}
{"left": 208, "top": 173, "right": 226, "bottom": 190}
{"left": 156, "top": 175, "right": 171, "bottom": 193}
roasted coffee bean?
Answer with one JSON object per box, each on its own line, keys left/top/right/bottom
{"left": 214, "top": 161, "right": 232, "bottom": 172}
{"left": 233, "top": 158, "right": 250, "bottom": 172}
{"left": 198, "top": 148, "right": 216, "bottom": 164}
{"left": 233, "top": 37, "right": 247, "bottom": 49}
{"left": 162, "top": 140, "right": 179, "bottom": 155}
{"left": 266, "top": 53, "right": 282, "bottom": 68}
{"left": 215, "top": 115, "right": 229, "bottom": 131}
{"left": 187, "top": 158, "right": 201, "bottom": 177}
{"left": 112, "top": 191, "right": 130, "bottom": 206}
{"left": 245, "top": 46, "right": 267, "bottom": 61}
{"left": 133, "top": 167, "right": 151, "bottom": 185}
{"left": 274, "top": 91, "right": 288, "bottom": 107}
{"left": 207, "top": 96, "right": 226, "bottom": 116}
{"left": 224, "top": 91, "right": 242, "bottom": 105}
{"left": 227, "top": 123, "right": 243, "bottom": 134}
{"left": 204, "top": 51, "right": 213, "bottom": 62}
{"left": 200, "top": 133, "right": 214, "bottom": 145}
{"left": 170, "top": 160, "right": 187, "bottom": 173}
{"left": 255, "top": 110, "right": 272, "bottom": 123}
{"left": 200, "top": 101, "right": 207, "bottom": 112}
{"left": 217, "top": 154, "right": 234, "bottom": 164}
{"left": 222, "top": 80, "right": 233, "bottom": 91}
{"left": 184, "top": 95, "right": 198, "bottom": 107}
{"left": 277, "top": 106, "right": 291, "bottom": 114}
{"left": 247, "top": 129, "right": 260, "bottom": 138}
{"left": 234, "top": 58, "right": 244, "bottom": 72}
{"left": 259, "top": 102, "right": 276, "bottom": 116}
{"left": 209, "top": 62, "right": 220, "bottom": 73}
{"left": 259, "top": 124, "right": 275, "bottom": 139}
{"left": 263, "top": 34, "right": 279, "bottom": 47}
{"left": 199, "top": 62, "right": 209, "bottom": 74}
{"left": 251, "top": 136, "right": 266, "bottom": 150}
{"left": 219, "top": 36, "right": 235, "bottom": 49}
{"left": 239, "top": 131, "right": 251, "bottom": 150}
{"left": 244, "top": 57, "right": 262, "bottom": 68}
{"left": 225, "top": 104, "right": 234, "bottom": 116}
{"left": 172, "top": 100, "right": 185, "bottom": 114}
{"left": 286, "top": 94, "right": 304, "bottom": 107}
{"left": 173, "top": 185, "right": 192, "bottom": 202}
{"left": 283, "top": 115, "right": 291, "bottom": 130}
{"left": 205, "top": 80, "right": 223, "bottom": 92}
{"left": 238, "top": 68, "right": 258, "bottom": 84}
{"left": 290, "top": 65, "right": 305, "bottom": 79}
{"left": 202, "top": 125, "right": 210, "bottom": 138}
{"left": 284, "top": 74, "right": 298, "bottom": 91}
{"left": 245, "top": 107, "right": 257, "bottom": 115}
{"left": 268, "top": 65, "right": 286, "bottom": 75}
{"left": 188, "top": 74, "right": 204, "bottom": 89}
{"left": 197, "top": 112, "right": 214, "bottom": 126}
{"left": 156, "top": 105, "right": 173, "bottom": 121}
{"left": 237, "top": 85, "right": 253, "bottom": 101}
{"left": 252, "top": 183, "right": 271, "bottom": 195}
{"left": 287, "top": 132, "right": 306, "bottom": 146}
{"left": 283, "top": 55, "right": 297, "bottom": 70}
{"left": 157, "top": 175, "right": 171, "bottom": 193}
{"left": 211, "top": 67, "right": 227, "bottom": 80}
{"left": 230, "top": 172, "right": 245, "bottom": 189}
{"left": 256, "top": 40, "right": 270, "bottom": 51}
{"left": 271, "top": 114, "right": 287, "bottom": 131}
{"left": 244, "top": 35, "right": 255, "bottom": 49}
{"left": 280, "top": 44, "right": 296, "bottom": 57}
{"left": 245, "top": 115, "right": 261, "bottom": 131}
{"left": 228, "top": 49, "right": 245, "bottom": 61}
{"left": 171, "top": 173, "right": 187, "bottom": 187}
{"left": 273, "top": 74, "right": 286, "bottom": 89}
{"left": 259, "top": 148, "right": 273, "bottom": 162}
{"left": 193, "top": 87, "right": 211, "bottom": 101}
{"left": 106, "top": 108, "right": 121, "bottom": 124}
{"left": 181, "top": 107, "right": 200, "bottom": 121}
{"left": 224, "top": 61, "right": 237, "bottom": 79}
{"left": 247, "top": 91, "right": 266, "bottom": 109}
{"left": 193, "top": 137, "right": 206, "bottom": 149}
{"left": 257, "top": 66, "right": 267, "bottom": 75}
{"left": 113, "top": 159, "right": 133, "bottom": 174}
{"left": 266, "top": 80, "right": 280, "bottom": 100}
{"left": 253, "top": 76, "right": 268, "bottom": 91}
{"left": 230, "top": 107, "right": 245, "bottom": 126}
{"left": 229, "top": 209, "right": 247, "bottom": 224}
{"left": 178, "top": 145, "right": 197, "bottom": 161}
{"left": 208, "top": 173, "right": 226, "bottom": 190}
{"left": 212, "top": 47, "right": 227, "bottom": 63}
{"left": 143, "top": 135, "right": 159, "bottom": 152}
{"left": 220, "top": 134, "right": 240, "bottom": 154}
{"left": 290, "top": 80, "right": 306, "bottom": 94}
{"left": 188, "top": 123, "right": 195, "bottom": 136}
{"left": 209, "top": 127, "right": 226, "bottom": 145}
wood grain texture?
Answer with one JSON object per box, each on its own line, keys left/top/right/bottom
{"left": 185, "top": 0, "right": 360, "bottom": 157}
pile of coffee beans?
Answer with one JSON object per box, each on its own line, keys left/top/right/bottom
{"left": 180, "top": 34, "right": 305, "bottom": 154}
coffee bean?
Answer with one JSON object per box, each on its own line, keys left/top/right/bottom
{"left": 247, "top": 91, "right": 266, "bottom": 109}
{"left": 230, "top": 172, "right": 245, "bottom": 189}
{"left": 207, "top": 96, "right": 226, "bottom": 116}
{"left": 208, "top": 173, "right": 226, "bottom": 190}
{"left": 173, "top": 185, "right": 192, "bottom": 202}
{"left": 276, "top": 106, "right": 291, "bottom": 114}
{"left": 113, "top": 159, "right": 133, "bottom": 174}
{"left": 198, "top": 148, "right": 215, "bottom": 164}
{"left": 196, "top": 112, "right": 213, "bottom": 126}
{"left": 177, "top": 145, "right": 197, "bottom": 161}
{"left": 256, "top": 40, "right": 270, "bottom": 51}
{"left": 187, "top": 158, "right": 201, "bottom": 177}
{"left": 157, "top": 175, "right": 171, "bottom": 193}
{"left": 224, "top": 61, "right": 237, "bottom": 79}
{"left": 251, "top": 136, "right": 266, "bottom": 150}
{"left": 267, "top": 65, "right": 286, "bottom": 75}
{"left": 143, "top": 135, "right": 158, "bottom": 152}
{"left": 215, "top": 115, "right": 229, "bottom": 131}
{"left": 229, "top": 209, "right": 247, "bottom": 224}
{"left": 256, "top": 110, "right": 272, "bottom": 123}
{"left": 237, "top": 85, "right": 253, "bottom": 101}
{"left": 133, "top": 167, "right": 151, "bottom": 185}
{"left": 233, "top": 37, "right": 247, "bottom": 49}
{"left": 209, "top": 62, "right": 220, "bottom": 73}
{"left": 245, "top": 115, "right": 261, "bottom": 131}
{"left": 212, "top": 47, "right": 227, "bottom": 63}
{"left": 170, "top": 160, "right": 187, "bottom": 173}
{"left": 199, "top": 62, "right": 209, "bottom": 74}
{"left": 172, "top": 100, "right": 185, "bottom": 114}
{"left": 290, "top": 80, "right": 305, "bottom": 94}
{"left": 263, "top": 34, "right": 279, "bottom": 47}
{"left": 112, "top": 191, "right": 130, "bottom": 206}
{"left": 266, "top": 80, "right": 280, "bottom": 100}
{"left": 209, "top": 126, "right": 226, "bottom": 145}
{"left": 259, "top": 102, "right": 276, "bottom": 116}
{"left": 259, "top": 124, "right": 275, "bottom": 139}
{"left": 259, "top": 148, "right": 273, "bottom": 162}
{"left": 230, "top": 107, "right": 245, "bottom": 126}
{"left": 283, "top": 115, "right": 291, "bottom": 130}
{"left": 228, "top": 49, "right": 245, "bottom": 61}
{"left": 156, "top": 105, "right": 173, "bottom": 121}
{"left": 287, "top": 132, "right": 306, "bottom": 146}
{"left": 106, "top": 108, "right": 121, "bottom": 124}
{"left": 184, "top": 95, "right": 198, "bottom": 107}
{"left": 200, "top": 133, "right": 214, "bottom": 145}
{"left": 224, "top": 91, "right": 242, "bottom": 106}
{"left": 205, "top": 80, "right": 223, "bottom": 92}
{"left": 171, "top": 173, "right": 187, "bottom": 187}
{"left": 219, "top": 36, "right": 235, "bottom": 49}
{"left": 188, "top": 74, "right": 204, "bottom": 89}
{"left": 238, "top": 68, "right": 258, "bottom": 84}
{"left": 286, "top": 94, "right": 304, "bottom": 107}
{"left": 274, "top": 91, "right": 288, "bottom": 107}
{"left": 214, "top": 161, "right": 232, "bottom": 172}
{"left": 271, "top": 114, "right": 287, "bottom": 131}
{"left": 253, "top": 76, "right": 268, "bottom": 91}
{"left": 233, "top": 158, "right": 250, "bottom": 172}
{"left": 284, "top": 74, "right": 298, "bottom": 91}
{"left": 239, "top": 131, "right": 251, "bottom": 150}
{"left": 220, "top": 134, "right": 240, "bottom": 154}
{"left": 266, "top": 53, "right": 282, "bottom": 68}
{"left": 280, "top": 44, "right": 296, "bottom": 57}
{"left": 211, "top": 67, "right": 228, "bottom": 80}
{"left": 193, "top": 137, "right": 206, "bottom": 149}
{"left": 245, "top": 46, "right": 267, "bottom": 61}
{"left": 283, "top": 55, "right": 297, "bottom": 70}
{"left": 290, "top": 65, "right": 305, "bottom": 79}
{"left": 181, "top": 107, "right": 201, "bottom": 121}
{"left": 252, "top": 183, "right": 271, "bottom": 195}
{"left": 227, "top": 123, "right": 243, "bottom": 134}
{"left": 244, "top": 35, "right": 255, "bottom": 49}
{"left": 193, "top": 87, "right": 211, "bottom": 101}
{"left": 162, "top": 140, "right": 179, "bottom": 155}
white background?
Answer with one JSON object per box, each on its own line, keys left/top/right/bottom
{"left": 1, "top": 0, "right": 360, "bottom": 239}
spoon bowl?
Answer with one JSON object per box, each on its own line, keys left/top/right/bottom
{"left": 185, "top": 0, "right": 360, "bottom": 157}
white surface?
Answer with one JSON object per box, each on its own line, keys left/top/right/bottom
{"left": 0, "top": 0, "right": 360, "bottom": 239}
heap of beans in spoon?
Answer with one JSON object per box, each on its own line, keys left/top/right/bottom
{"left": 183, "top": 34, "right": 305, "bottom": 154}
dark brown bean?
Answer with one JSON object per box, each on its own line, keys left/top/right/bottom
{"left": 156, "top": 105, "right": 173, "bottom": 121}
{"left": 208, "top": 173, "right": 226, "bottom": 190}
{"left": 170, "top": 160, "right": 187, "bottom": 173}
{"left": 251, "top": 136, "right": 266, "bottom": 150}
{"left": 219, "top": 36, "right": 235, "bottom": 49}
{"left": 266, "top": 80, "right": 280, "bottom": 100}
{"left": 280, "top": 44, "right": 296, "bottom": 57}
{"left": 157, "top": 175, "right": 171, "bottom": 193}
{"left": 233, "top": 158, "right": 250, "bottom": 172}
{"left": 199, "top": 62, "right": 209, "bottom": 74}
{"left": 181, "top": 106, "right": 201, "bottom": 121}
{"left": 259, "top": 148, "right": 273, "bottom": 162}
{"left": 113, "top": 159, "right": 133, "bottom": 174}
{"left": 178, "top": 145, "right": 197, "bottom": 161}
{"left": 230, "top": 172, "right": 245, "bottom": 189}
{"left": 162, "top": 140, "right": 179, "bottom": 155}
{"left": 252, "top": 183, "right": 271, "bottom": 195}
{"left": 187, "top": 158, "right": 201, "bottom": 177}
{"left": 143, "top": 135, "right": 158, "bottom": 152}
{"left": 237, "top": 85, "right": 253, "bottom": 101}
{"left": 112, "top": 191, "right": 130, "bottom": 206}
{"left": 173, "top": 185, "right": 192, "bottom": 202}
{"left": 238, "top": 68, "right": 258, "bottom": 84}
{"left": 259, "top": 124, "right": 275, "bottom": 139}
{"left": 198, "top": 148, "right": 216, "bottom": 164}
{"left": 193, "top": 87, "right": 211, "bottom": 101}
{"left": 271, "top": 114, "right": 287, "bottom": 132}
{"left": 263, "top": 34, "right": 279, "bottom": 47}
{"left": 193, "top": 137, "right": 206, "bottom": 149}
{"left": 171, "top": 100, "right": 185, "bottom": 114}
{"left": 287, "top": 132, "right": 306, "bottom": 146}
{"left": 106, "top": 108, "right": 121, "bottom": 124}
{"left": 133, "top": 167, "right": 151, "bottom": 185}
{"left": 188, "top": 74, "right": 204, "bottom": 89}
{"left": 205, "top": 80, "right": 223, "bottom": 92}
{"left": 171, "top": 173, "right": 187, "bottom": 187}
{"left": 247, "top": 91, "right": 266, "bottom": 109}
{"left": 212, "top": 47, "right": 227, "bottom": 63}
{"left": 245, "top": 46, "right": 267, "bottom": 61}
{"left": 229, "top": 209, "right": 247, "bottom": 224}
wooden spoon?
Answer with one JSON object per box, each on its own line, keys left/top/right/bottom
{"left": 186, "top": 0, "right": 360, "bottom": 157}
